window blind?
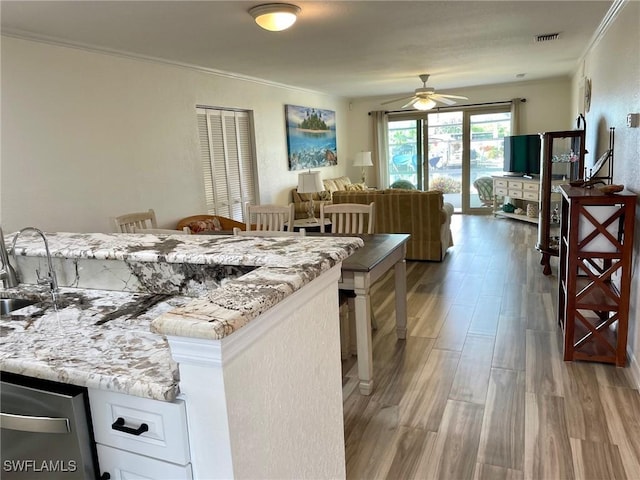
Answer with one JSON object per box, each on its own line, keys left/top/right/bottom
{"left": 196, "top": 108, "right": 258, "bottom": 222}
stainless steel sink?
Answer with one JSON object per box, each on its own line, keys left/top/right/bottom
{"left": 0, "top": 298, "right": 36, "bottom": 315}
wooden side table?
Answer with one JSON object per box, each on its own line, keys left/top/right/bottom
{"left": 558, "top": 185, "right": 636, "bottom": 366}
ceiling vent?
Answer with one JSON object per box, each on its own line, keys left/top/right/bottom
{"left": 536, "top": 33, "right": 560, "bottom": 42}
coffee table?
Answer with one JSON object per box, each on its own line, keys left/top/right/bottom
{"left": 287, "top": 218, "right": 332, "bottom": 232}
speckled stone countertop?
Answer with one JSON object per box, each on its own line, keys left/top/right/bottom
{"left": 1, "top": 286, "right": 192, "bottom": 401}
{"left": 1, "top": 232, "right": 363, "bottom": 400}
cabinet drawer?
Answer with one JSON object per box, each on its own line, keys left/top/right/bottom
{"left": 494, "top": 179, "right": 508, "bottom": 188}
{"left": 523, "top": 191, "right": 539, "bottom": 201}
{"left": 509, "top": 189, "right": 523, "bottom": 199}
{"left": 97, "top": 445, "right": 193, "bottom": 480}
{"left": 523, "top": 182, "right": 539, "bottom": 192}
{"left": 507, "top": 180, "right": 523, "bottom": 190}
{"left": 89, "top": 389, "right": 190, "bottom": 465}
{"left": 495, "top": 187, "right": 508, "bottom": 196}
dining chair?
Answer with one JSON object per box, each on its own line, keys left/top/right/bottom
{"left": 232, "top": 227, "right": 306, "bottom": 237}
{"left": 132, "top": 227, "right": 190, "bottom": 234}
{"left": 319, "top": 202, "right": 375, "bottom": 234}
{"left": 113, "top": 209, "right": 157, "bottom": 233}
{"left": 244, "top": 203, "right": 294, "bottom": 232}
{"left": 320, "top": 202, "right": 376, "bottom": 358}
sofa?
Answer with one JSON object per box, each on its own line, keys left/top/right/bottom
{"left": 332, "top": 189, "right": 454, "bottom": 261}
{"left": 291, "top": 176, "right": 367, "bottom": 219}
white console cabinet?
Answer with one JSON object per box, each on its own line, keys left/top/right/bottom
{"left": 492, "top": 176, "right": 541, "bottom": 224}
{"left": 492, "top": 175, "right": 565, "bottom": 225}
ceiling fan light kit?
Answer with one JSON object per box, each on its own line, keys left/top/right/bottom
{"left": 249, "top": 3, "right": 300, "bottom": 31}
{"left": 413, "top": 98, "right": 437, "bottom": 111}
{"left": 382, "top": 73, "right": 468, "bottom": 111}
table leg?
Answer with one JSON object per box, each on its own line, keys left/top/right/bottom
{"left": 394, "top": 258, "right": 407, "bottom": 339}
{"left": 353, "top": 273, "right": 373, "bottom": 395}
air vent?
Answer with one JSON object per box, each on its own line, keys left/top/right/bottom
{"left": 536, "top": 33, "right": 560, "bottom": 42}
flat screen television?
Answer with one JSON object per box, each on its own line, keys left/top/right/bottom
{"left": 503, "top": 134, "right": 541, "bottom": 176}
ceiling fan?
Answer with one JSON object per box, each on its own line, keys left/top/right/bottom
{"left": 382, "top": 74, "right": 468, "bottom": 110}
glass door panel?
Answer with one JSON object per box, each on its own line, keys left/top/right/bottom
{"left": 388, "top": 119, "right": 421, "bottom": 189}
{"left": 427, "top": 111, "right": 463, "bottom": 210}
{"left": 469, "top": 112, "right": 511, "bottom": 211}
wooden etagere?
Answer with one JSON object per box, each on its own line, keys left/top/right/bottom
{"left": 557, "top": 185, "right": 636, "bottom": 366}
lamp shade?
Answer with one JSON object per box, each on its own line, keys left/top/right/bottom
{"left": 249, "top": 3, "right": 300, "bottom": 31}
{"left": 353, "top": 151, "right": 373, "bottom": 167}
{"left": 297, "top": 170, "right": 324, "bottom": 194}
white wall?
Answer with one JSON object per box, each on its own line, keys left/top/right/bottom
{"left": 0, "top": 37, "right": 351, "bottom": 233}
{"left": 345, "top": 77, "right": 572, "bottom": 187}
{"left": 572, "top": 1, "right": 640, "bottom": 386}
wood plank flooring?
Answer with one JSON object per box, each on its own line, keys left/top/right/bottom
{"left": 342, "top": 214, "right": 640, "bottom": 480}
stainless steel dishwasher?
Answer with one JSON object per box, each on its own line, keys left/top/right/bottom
{"left": 1, "top": 372, "right": 98, "bottom": 479}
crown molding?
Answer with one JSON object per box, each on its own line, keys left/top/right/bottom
{"left": 1, "top": 30, "right": 332, "bottom": 97}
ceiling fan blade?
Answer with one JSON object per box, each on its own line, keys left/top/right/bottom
{"left": 381, "top": 94, "right": 415, "bottom": 106}
{"left": 401, "top": 97, "right": 420, "bottom": 109}
{"left": 430, "top": 95, "right": 457, "bottom": 106}
{"left": 434, "top": 93, "right": 469, "bottom": 100}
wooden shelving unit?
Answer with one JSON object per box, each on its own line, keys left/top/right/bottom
{"left": 557, "top": 185, "right": 636, "bottom": 366}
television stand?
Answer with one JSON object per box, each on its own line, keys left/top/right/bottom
{"left": 492, "top": 175, "right": 566, "bottom": 225}
{"left": 492, "top": 175, "right": 540, "bottom": 224}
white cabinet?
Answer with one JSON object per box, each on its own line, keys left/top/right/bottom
{"left": 89, "top": 389, "right": 192, "bottom": 479}
{"left": 96, "top": 445, "right": 193, "bottom": 479}
{"left": 492, "top": 176, "right": 565, "bottom": 225}
{"left": 492, "top": 176, "right": 541, "bottom": 224}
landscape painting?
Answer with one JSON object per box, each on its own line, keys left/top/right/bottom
{"left": 285, "top": 104, "right": 337, "bottom": 171}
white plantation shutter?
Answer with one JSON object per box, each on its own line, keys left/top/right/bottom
{"left": 196, "top": 107, "right": 258, "bottom": 221}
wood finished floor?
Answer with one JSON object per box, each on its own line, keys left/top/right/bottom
{"left": 342, "top": 214, "right": 640, "bottom": 480}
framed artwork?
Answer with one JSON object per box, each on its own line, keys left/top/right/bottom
{"left": 285, "top": 104, "right": 337, "bottom": 171}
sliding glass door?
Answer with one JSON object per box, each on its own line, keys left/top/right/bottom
{"left": 387, "top": 106, "right": 511, "bottom": 213}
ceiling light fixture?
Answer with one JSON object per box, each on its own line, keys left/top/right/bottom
{"left": 249, "top": 3, "right": 301, "bottom": 32}
{"left": 413, "top": 98, "right": 437, "bottom": 111}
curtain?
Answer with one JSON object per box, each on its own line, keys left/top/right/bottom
{"left": 510, "top": 98, "right": 523, "bottom": 135}
{"left": 370, "top": 110, "right": 389, "bottom": 189}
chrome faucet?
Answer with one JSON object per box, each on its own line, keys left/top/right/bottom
{"left": 0, "top": 227, "right": 19, "bottom": 288}
{"left": 10, "top": 227, "right": 59, "bottom": 293}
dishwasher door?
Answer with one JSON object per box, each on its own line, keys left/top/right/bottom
{"left": 1, "top": 373, "right": 97, "bottom": 479}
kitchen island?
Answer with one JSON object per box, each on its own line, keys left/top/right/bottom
{"left": 1, "top": 231, "right": 363, "bottom": 479}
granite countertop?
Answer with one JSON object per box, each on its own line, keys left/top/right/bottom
{"left": 1, "top": 286, "right": 191, "bottom": 401}
{"left": 1, "top": 231, "right": 363, "bottom": 401}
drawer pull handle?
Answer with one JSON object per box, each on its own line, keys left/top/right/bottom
{"left": 111, "top": 417, "right": 149, "bottom": 436}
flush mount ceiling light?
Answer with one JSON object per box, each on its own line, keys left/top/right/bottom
{"left": 249, "top": 3, "right": 301, "bottom": 32}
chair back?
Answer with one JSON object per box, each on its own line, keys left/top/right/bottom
{"left": 233, "top": 227, "right": 306, "bottom": 237}
{"left": 245, "top": 203, "right": 294, "bottom": 231}
{"left": 132, "top": 227, "right": 190, "bottom": 235}
{"left": 113, "top": 209, "right": 157, "bottom": 233}
{"left": 473, "top": 177, "right": 494, "bottom": 206}
{"left": 320, "top": 202, "right": 375, "bottom": 234}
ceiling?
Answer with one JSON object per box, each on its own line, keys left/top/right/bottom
{"left": 1, "top": 1, "right": 613, "bottom": 102}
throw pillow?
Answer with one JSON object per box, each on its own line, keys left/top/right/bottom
{"left": 318, "top": 190, "right": 332, "bottom": 201}
{"left": 187, "top": 218, "right": 221, "bottom": 233}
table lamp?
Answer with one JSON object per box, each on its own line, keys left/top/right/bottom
{"left": 353, "top": 151, "right": 373, "bottom": 184}
{"left": 297, "top": 170, "right": 324, "bottom": 221}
